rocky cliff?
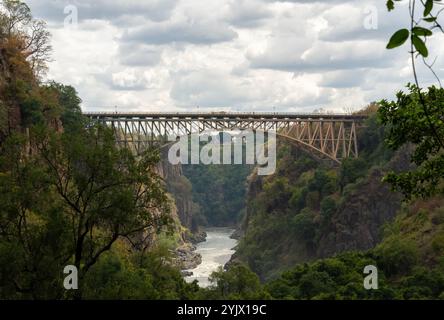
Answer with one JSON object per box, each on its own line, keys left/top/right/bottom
{"left": 316, "top": 150, "right": 410, "bottom": 257}
{"left": 316, "top": 169, "right": 399, "bottom": 256}
{"left": 156, "top": 150, "right": 206, "bottom": 270}
{"left": 157, "top": 149, "right": 206, "bottom": 240}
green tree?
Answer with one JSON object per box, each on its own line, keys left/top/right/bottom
{"left": 1, "top": 0, "right": 54, "bottom": 137}
{"left": 298, "top": 271, "right": 335, "bottom": 298}
{"left": 0, "top": 0, "right": 52, "bottom": 76}
{"left": 320, "top": 196, "right": 337, "bottom": 221}
{"left": 381, "top": 0, "right": 444, "bottom": 199}
{"left": 0, "top": 124, "right": 171, "bottom": 299}
{"left": 205, "top": 264, "right": 270, "bottom": 300}
{"left": 374, "top": 236, "right": 419, "bottom": 277}
{"left": 0, "top": 0, "right": 178, "bottom": 300}
{"left": 83, "top": 242, "right": 199, "bottom": 300}
{"left": 46, "top": 82, "right": 83, "bottom": 132}
{"left": 292, "top": 209, "right": 317, "bottom": 247}
{"left": 379, "top": 85, "right": 444, "bottom": 199}
{"left": 339, "top": 157, "right": 367, "bottom": 191}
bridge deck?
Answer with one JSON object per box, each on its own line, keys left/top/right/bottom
{"left": 84, "top": 112, "right": 367, "bottom": 121}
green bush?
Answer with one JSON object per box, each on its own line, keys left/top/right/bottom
{"left": 320, "top": 196, "right": 337, "bottom": 220}
{"left": 83, "top": 247, "right": 198, "bottom": 300}
{"left": 339, "top": 157, "right": 368, "bottom": 190}
{"left": 204, "top": 264, "right": 271, "bottom": 300}
{"left": 292, "top": 209, "right": 317, "bottom": 245}
{"left": 289, "top": 187, "right": 307, "bottom": 212}
{"left": 374, "top": 237, "right": 419, "bottom": 277}
{"left": 431, "top": 232, "right": 444, "bottom": 255}
{"left": 298, "top": 271, "right": 335, "bottom": 298}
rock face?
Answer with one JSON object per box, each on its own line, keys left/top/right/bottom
{"left": 185, "top": 230, "right": 207, "bottom": 244}
{"left": 181, "top": 270, "right": 193, "bottom": 277}
{"left": 156, "top": 149, "right": 206, "bottom": 270}
{"left": 316, "top": 167, "right": 402, "bottom": 256}
{"left": 230, "top": 228, "right": 243, "bottom": 240}
{"left": 317, "top": 146, "right": 412, "bottom": 258}
{"left": 157, "top": 149, "right": 201, "bottom": 233}
{"left": 317, "top": 145, "right": 414, "bottom": 257}
{"left": 0, "top": 47, "right": 22, "bottom": 140}
{"left": 174, "top": 243, "right": 202, "bottom": 270}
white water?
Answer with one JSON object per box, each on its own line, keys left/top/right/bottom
{"left": 184, "top": 227, "right": 238, "bottom": 288}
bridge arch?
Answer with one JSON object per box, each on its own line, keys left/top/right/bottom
{"left": 159, "top": 127, "right": 340, "bottom": 165}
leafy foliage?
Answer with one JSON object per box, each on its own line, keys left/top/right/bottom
{"left": 379, "top": 85, "right": 444, "bottom": 199}
{"left": 201, "top": 263, "right": 270, "bottom": 300}
{"left": 0, "top": 3, "right": 174, "bottom": 298}
{"left": 0, "top": 0, "right": 52, "bottom": 76}
{"left": 265, "top": 199, "right": 444, "bottom": 300}
{"left": 382, "top": 1, "right": 444, "bottom": 200}
{"left": 0, "top": 119, "right": 173, "bottom": 299}
{"left": 385, "top": 0, "right": 441, "bottom": 58}
{"left": 83, "top": 241, "right": 199, "bottom": 300}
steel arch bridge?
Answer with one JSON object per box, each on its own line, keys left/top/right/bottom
{"left": 84, "top": 112, "right": 367, "bottom": 164}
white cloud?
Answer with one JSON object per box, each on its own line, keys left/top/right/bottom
{"left": 23, "top": 0, "right": 444, "bottom": 112}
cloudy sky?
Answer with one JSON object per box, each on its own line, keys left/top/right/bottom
{"left": 25, "top": 0, "right": 444, "bottom": 113}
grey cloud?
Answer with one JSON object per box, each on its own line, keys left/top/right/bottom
{"left": 118, "top": 44, "right": 162, "bottom": 66}
{"left": 261, "top": 0, "right": 352, "bottom": 3}
{"left": 26, "top": 0, "right": 178, "bottom": 24}
{"left": 169, "top": 69, "right": 334, "bottom": 111}
{"left": 249, "top": 39, "right": 403, "bottom": 72}
{"left": 318, "top": 68, "right": 410, "bottom": 91}
{"left": 121, "top": 20, "right": 238, "bottom": 45}
{"left": 226, "top": 0, "right": 273, "bottom": 28}
{"left": 170, "top": 70, "right": 254, "bottom": 108}
{"left": 261, "top": 0, "right": 356, "bottom": 4}
{"left": 95, "top": 72, "right": 148, "bottom": 91}
{"left": 318, "top": 69, "right": 368, "bottom": 88}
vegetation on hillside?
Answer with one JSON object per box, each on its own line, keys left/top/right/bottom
{"left": 265, "top": 196, "right": 444, "bottom": 300}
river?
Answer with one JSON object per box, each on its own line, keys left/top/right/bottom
{"left": 184, "top": 227, "right": 238, "bottom": 288}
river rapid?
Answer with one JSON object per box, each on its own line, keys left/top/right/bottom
{"left": 184, "top": 227, "right": 238, "bottom": 288}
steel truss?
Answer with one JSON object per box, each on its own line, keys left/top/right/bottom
{"left": 85, "top": 112, "right": 365, "bottom": 163}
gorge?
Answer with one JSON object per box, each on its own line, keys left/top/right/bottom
{"left": 164, "top": 113, "right": 443, "bottom": 296}
{"left": 158, "top": 145, "right": 252, "bottom": 283}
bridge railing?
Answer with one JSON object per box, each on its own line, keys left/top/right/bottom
{"left": 84, "top": 111, "right": 353, "bottom": 115}
{"left": 83, "top": 111, "right": 367, "bottom": 120}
